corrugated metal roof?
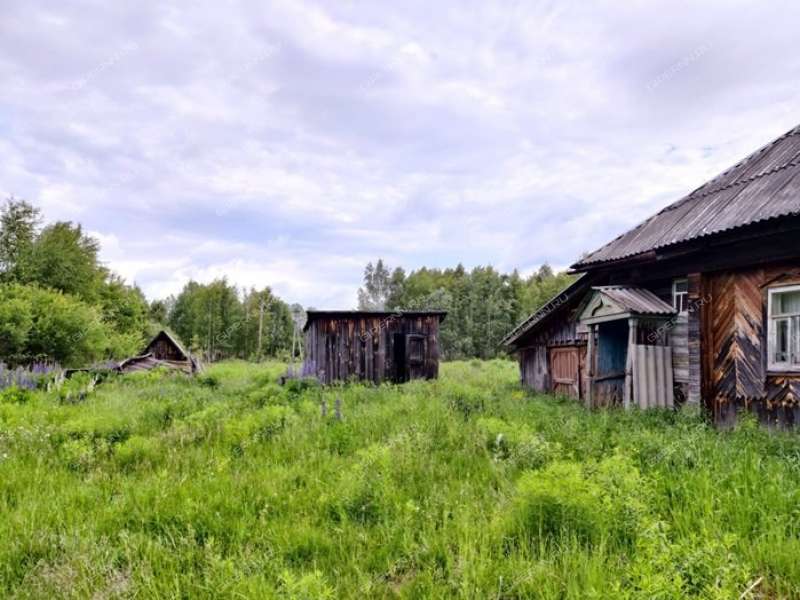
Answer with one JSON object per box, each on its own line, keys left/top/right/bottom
{"left": 574, "top": 124, "right": 800, "bottom": 268}
{"left": 502, "top": 275, "right": 592, "bottom": 346}
{"left": 593, "top": 286, "right": 675, "bottom": 316}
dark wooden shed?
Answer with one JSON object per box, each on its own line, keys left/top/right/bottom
{"left": 302, "top": 310, "right": 446, "bottom": 384}
{"left": 504, "top": 123, "right": 800, "bottom": 427}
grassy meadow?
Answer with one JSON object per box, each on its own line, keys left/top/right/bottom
{"left": 2, "top": 360, "right": 800, "bottom": 598}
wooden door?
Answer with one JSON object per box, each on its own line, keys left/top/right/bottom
{"left": 549, "top": 346, "right": 581, "bottom": 398}
{"left": 406, "top": 334, "right": 426, "bottom": 380}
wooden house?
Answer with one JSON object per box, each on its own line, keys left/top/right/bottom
{"left": 302, "top": 310, "right": 446, "bottom": 384}
{"left": 504, "top": 124, "right": 800, "bottom": 426}
{"left": 117, "top": 330, "right": 201, "bottom": 375}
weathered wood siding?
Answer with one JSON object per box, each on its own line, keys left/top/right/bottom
{"left": 549, "top": 345, "right": 582, "bottom": 398}
{"left": 517, "top": 304, "right": 587, "bottom": 394}
{"left": 519, "top": 345, "right": 548, "bottom": 392}
{"left": 304, "top": 314, "right": 442, "bottom": 384}
{"left": 702, "top": 263, "right": 800, "bottom": 426}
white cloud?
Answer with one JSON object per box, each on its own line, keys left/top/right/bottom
{"left": 2, "top": 0, "right": 800, "bottom": 308}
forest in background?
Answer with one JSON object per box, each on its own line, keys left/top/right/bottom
{"left": 0, "top": 199, "right": 298, "bottom": 367}
{"left": 356, "top": 259, "right": 575, "bottom": 360}
{"left": 0, "top": 199, "right": 573, "bottom": 367}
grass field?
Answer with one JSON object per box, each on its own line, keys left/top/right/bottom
{"left": 2, "top": 360, "right": 800, "bottom": 598}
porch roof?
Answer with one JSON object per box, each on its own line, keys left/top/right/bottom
{"left": 579, "top": 286, "right": 676, "bottom": 325}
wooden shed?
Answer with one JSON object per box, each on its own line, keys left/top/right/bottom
{"left": 302, "top": 310, "right": 446, "bottom": 385}
{"left": 117, "top": 330, "right": 201, "bottom": 375}
{"left": 504, "top": 123, "right": 800, "bottom": 427}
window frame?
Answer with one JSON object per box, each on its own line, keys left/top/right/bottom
{"left": 767, "top": 284, "right": 800, "bottom": 373}
{"left": 672, "top": 278, "right": 689, "bottom": 314}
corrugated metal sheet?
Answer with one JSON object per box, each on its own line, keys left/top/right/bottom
{"left": 575, "top": 125, "right": 800, "bottom": 268}
{"left": 594, "top": 286, "right": 676, "bottom": 316}
{"left": 632, "top": 344, "right": 674, "bottom": 409}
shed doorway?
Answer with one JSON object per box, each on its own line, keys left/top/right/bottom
{"left": 393, "top": 333, "right": 407, "bottom": 383}
{"left": 593, "top": 320, "right": 629, "bottom": 407}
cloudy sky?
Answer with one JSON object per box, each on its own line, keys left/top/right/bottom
{"left": 2, "top": 1, "right": 799, "bottom": 308}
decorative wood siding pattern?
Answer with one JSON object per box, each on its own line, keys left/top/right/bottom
{"left": 703, "top": 263, "right": 800, "bottom": 425}
{"left": 303, "top": 314, "right": 443, "bottom": 385}
{"left": 705, "top": 269, "right": 766, "bottom": 403}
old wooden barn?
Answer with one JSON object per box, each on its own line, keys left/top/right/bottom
{"left": 302, "top": 310, "right": 446, "bottom": 384}
{"left": 504, "top": 123, "right": 800, "bottom": 426}
{"left": 117, "top": 330, "right": 201, "bottom": 375}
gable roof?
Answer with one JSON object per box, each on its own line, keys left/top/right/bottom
{"left": 574, "top": 124, "right": 800, "bottom": 269}
{"left": 580, "top": 286, "right": 676, "bottom": 322}
{"left": 144, "top": 330, "right": 190, "bottom": 361}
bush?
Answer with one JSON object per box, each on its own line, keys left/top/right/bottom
{"left": 501, "top": 455, "right": 648, "bottom": 549}
{"left": 0, "top": 283, "right": 109, "bottom": 366}
{"left": 477, "top": 417, "right": 558, "bottom": 470}
{"left": 0, "top": 386, "right": 32, "bottom": 405}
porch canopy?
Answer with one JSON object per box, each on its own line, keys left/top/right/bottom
{"left": 579, "top": 286, "right": 677, "bottom": 409}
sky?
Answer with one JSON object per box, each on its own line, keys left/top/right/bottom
{"left": 2, "top": 1, "right": 800, "bottom": 309}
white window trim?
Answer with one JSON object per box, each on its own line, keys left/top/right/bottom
{"left": 767, "top": 284, "right": 800, "bottom": 373}
{"left": 672, "top": 278, "right": 689, "bottom": 314}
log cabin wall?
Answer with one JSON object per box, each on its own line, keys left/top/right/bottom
{"left": 701, "top": 262, "right": 800, "bottom": 427}
{"left": 303, "top": 313, "right": 443, "bottom": 385}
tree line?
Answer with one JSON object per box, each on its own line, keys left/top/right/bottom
{"left": 159, "top": 280, "right": 302, "bottom": 363}
{"left": 357, "top": 259, "right": 574, "bottom": 360}
{"left": 0, "top": 199, "right": 300, "bottom": 367}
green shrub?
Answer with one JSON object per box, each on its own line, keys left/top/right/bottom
{"left": 0, "top": 386, "right": 32, "bottom": 405}
{"left": 477, "top": 416, "right": 558, "bottom": 470}
{"left": 501, "top": 455, "right": 648, "bottom": 549}
{"left": 0, "top": 283, "right": 110, "bottom": 366}
{"left": 278, "top": 569, "right": 335, "bottom": 600}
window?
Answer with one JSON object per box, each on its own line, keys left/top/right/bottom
{"left": 672, "top": 278, "right": 689, "bottom": 314}
{"left": 768, "top": 285, "right": 800, "bottom": 372}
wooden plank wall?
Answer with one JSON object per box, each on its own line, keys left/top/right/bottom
{"left": 519, "top": 345, "right": 548, "bottom": 392}
{"left": 687, "top": 273, "right": 703, "bottom": 404}
{"left": 303, "top": 315, "right": 442, "bottom": 385}
{"left": 703, "top": 263, "right": 800, "bottom": 427}
{"left": 517, "top": 305, "right": 587, "bottom": 394}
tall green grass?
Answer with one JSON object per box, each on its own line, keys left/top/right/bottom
{"left": 1, "top": 359, "right": 800, "bottom": 598}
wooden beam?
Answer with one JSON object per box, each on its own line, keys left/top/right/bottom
{"left": 586, "top": 324, "right": 596, "bottom": 409}
{"left": 624, "top": 318, "right": 638, "bottom": 409}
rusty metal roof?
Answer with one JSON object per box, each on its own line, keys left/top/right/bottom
{"left": 592, "top": 286, "right": 675, "bottom": 316}
{"left": 574, "top": 124, "right": 800, "bottom": 269}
